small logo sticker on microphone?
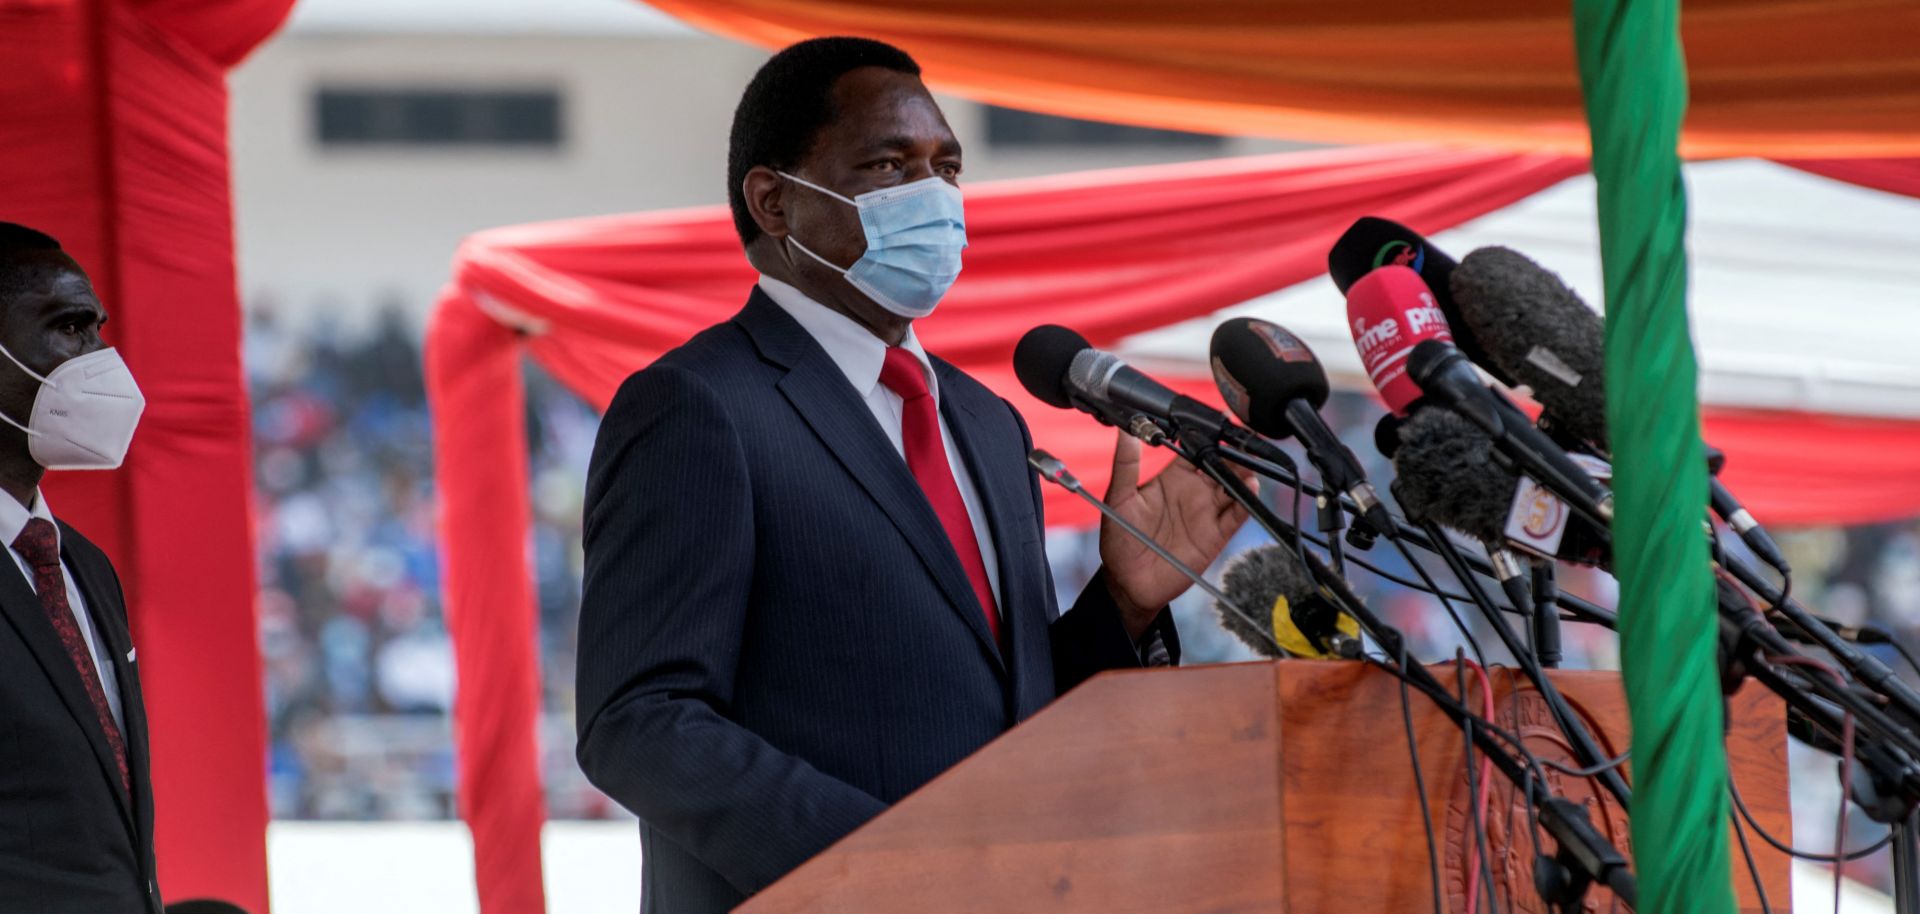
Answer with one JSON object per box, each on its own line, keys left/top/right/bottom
{"left": 1210, "top": 357, "right": 1251, "bottom": 418}
{"left": 1524, "top": 346, "right": 1584, "bottom": 388}
{"left": 1249, "top": 322, "right": 1315, "bottom": 363}
{"left": 1505, "top": 476, "right": 1569, "bottom": 558}
{"left": 1372, "top": 240, "right": 1425, "bottom": 273}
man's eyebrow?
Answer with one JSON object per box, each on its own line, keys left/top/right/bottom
{"left": 857, "top": 135, "right": 964, "bottom": 159}
{"left": 42, "top": 302, "right": 103, "bottom": 324}
{"left": 858, "top": 136, "right": 918, "bottom": 155}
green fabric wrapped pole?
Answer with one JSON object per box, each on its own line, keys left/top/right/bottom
{"left": 1572, "top": 1, "right": 1736, "bottom": 912}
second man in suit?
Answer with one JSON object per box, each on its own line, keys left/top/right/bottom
{"left": 576, "top": 37, "right": 1250, "bottom": 913}
{"left": 0, "top": 223, "right": 159, "bottom": 913}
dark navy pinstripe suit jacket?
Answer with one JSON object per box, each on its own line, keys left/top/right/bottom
{"left": 576, "top": 289, "right": 1177, "bottom": 913}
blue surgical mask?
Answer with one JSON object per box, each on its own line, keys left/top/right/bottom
{"left": 778, "top": 172, "right": 967, "bottom": 319}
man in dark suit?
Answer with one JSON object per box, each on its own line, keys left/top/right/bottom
{"left": 0, "top": 223, "right": 160, "bottom": 913}
{"left": 576, "top": 38, "right": 1249, "bottom": 912}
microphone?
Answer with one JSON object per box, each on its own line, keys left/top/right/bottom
{"left": 1447, "top": 245, "right": 1790, "bottom": 574}
{"left": 1407, "top": 339, "right": 1614, "bottom": 525}
{"left": 1344, "top": 265, "right": 1458, "bottom": 417}
{"left": 1449, "top": 246, "right": 1609, "bottom": 447}
{"left": 1216, "top": 545, "right": 1362, "bottom": 660}
{"left": 1014, "top": 325, "right": 1170, "bottom": 445}
{"left": 1345, "top": 266, "right": 1614, "bottom": 526}
{"left": 1327, "top": 216, "right": 1517, "bottom": 388}
{"left": 1208, "top": 317, "right": 1393, "bottom": 537}
{"left": 1027, "top": 449, "right": 1284, "bottom": 657}
{"left": 1394, "top": 409, "right": 1890, "bottom": 654}
{"left": 1014, "top": 324, "right": 1289, "bottom": 466}
{"left": 1389, "top": 406, "right": 1611, "bottom": 571}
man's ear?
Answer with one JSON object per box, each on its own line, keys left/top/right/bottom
{"left": 742, "top": 166, "right": 788, "bottom": 240}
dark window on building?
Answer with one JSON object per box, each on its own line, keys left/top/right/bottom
{"left": 315, "top": 88, "right": 563, "bottom": 148}
{"left": 984, "top": 106, "right": 1222, "bottom": 148}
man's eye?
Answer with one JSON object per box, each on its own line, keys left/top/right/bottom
{"left": 938, "top": 163, "right": 963, "bottom": 178}
{"left": 869, "top": 159, "right": 901, "bottom": 173}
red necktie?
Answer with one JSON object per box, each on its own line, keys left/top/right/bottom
{"left": 14, "top": 518, "right": 129, "bottom": 795}
{"left": 878, "top": 347, "right": 1002, "bottom": 644}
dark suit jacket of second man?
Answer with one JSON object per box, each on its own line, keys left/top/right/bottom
{"left": 0, "top": 515, "right": 160, "bottom": 913}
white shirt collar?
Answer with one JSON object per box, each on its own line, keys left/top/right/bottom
{"left": 757, "top": 275, "right": 939, "bottom": 403}
{"left": 0, "top": 488, "right": 56, "bottom": 552}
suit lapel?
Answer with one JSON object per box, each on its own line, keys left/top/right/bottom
{"left": 935, "top": 368, "right": 1039, "bottom": 671}
{"left": 0, "top": 538, "right": 137, "bottom": 834}
{"left": 62, "top": 529, "right": 147, "bottom": 843}
{"left": 736, "top": 291, "right": 1006, "bottom": 672}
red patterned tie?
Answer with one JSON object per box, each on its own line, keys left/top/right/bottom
{"left": 15, "top": 518, "right": 129, "bottom": 795}
{"left": 879, "top": 347, "right": 1002, "bottom": 644}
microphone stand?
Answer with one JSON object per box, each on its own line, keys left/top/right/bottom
{"left": 1025, "top": 449, "right": 1287, "bottom": 659}
{"left": 1167, "top": 430, "right": 1638, "bottom": 909}
{"left": 1533, "top": 564, "right": 1562, "bottom": 669}
{"left": 1210, "top": 442, "right": 1620, "bottom": 630}
{"left": 1317, "top": 493, "right": 1348, "bottom": 577}
{"left": 1720, "top": 606, "right": 1920, "bottom": 914}
{"left": 1415, "top": 520, "right": 1633, "bottom": 809}
{"left": 1142, "top": 397, "right": 1920, "bottom": 909}
{"left": 1157, "top": 414, "right": 1634, "bottom": 811}
{"left": 1718, "top": 540, "right": 1920, "bottom": 735}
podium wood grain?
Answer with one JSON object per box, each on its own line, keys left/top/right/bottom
{"left": 738, "top": 661, "right": 1790, "bottom": 913}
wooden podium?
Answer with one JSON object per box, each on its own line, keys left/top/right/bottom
{"left": 740, "top": 661, "right": 1790, "bottom": 913}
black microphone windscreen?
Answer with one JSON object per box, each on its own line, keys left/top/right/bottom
{"left": 1327, "top": 217, "right": 1515, "bottom": 388}
{"left": 1390, "top": 406, "right": 1515, "bottom": 544}
{"left": 1217, "top": 545, "right": 1317, "bottom": 658}
{"left": 1013, "top": 324, "right": 1089, "bottom": 409}
{"left": 1209, "top": 318, "right": 1328, "bottom": 439}
{"left": 1450, "top": 246, "right": 1609, "bottom": 447}
{"left": 1328, "top": 217, "right": 1457, "bottom": 295}
{"left": 1373, "top": 411, "right": 1405, "bottom": 459}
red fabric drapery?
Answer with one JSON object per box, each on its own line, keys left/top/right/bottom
{"left": 1779, "top": 158, "right": 1920, "bottom": 199}
{"left": 0, "top": 0, "right": 289, "bottom": 910}
{"left": 1704, "top": 409, "right": 1920, "bottom": 528}
{"left": 429, "top": 144, "right": 1592, "bottom": 910}
{"left": 643, "top": 0, "right": 1920, "bottom": 158}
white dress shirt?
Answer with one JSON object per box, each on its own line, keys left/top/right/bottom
{"left": 0, "top": 489, "right": 123, "bottom": 729}
{"left": 758, "top": 276, "right": 1003, "bottom": 610}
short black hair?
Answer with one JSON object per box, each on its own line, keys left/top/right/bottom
{"left": 0, "top": 222, "right": 70, "bottom": 304}
{"left": 726, "top": 37, "right": 921, "bottom": 246}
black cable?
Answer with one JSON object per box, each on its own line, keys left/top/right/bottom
{"left": 1365, "top": 657, "right": 1550, "bottom": 782}
{"left": 1396, "top": 641, "right": 1445, "bottom": 914}
{"left": 1289, "top": 467, "right": 1316, "bottom": 585}
{"left": 1359, "top": 650, "right": 1550, "bottom": 771}
{"left": 1417, "top": 520, "right": 1633, "bottom": 809}
{"left": 1728, "top": 768, "right": 1894, "bottom": 863}
{"left": 1521, "top": 766, "right": 1545, "bottom": 887}
{"left": 1366, "top": 651, "right": 1621, "bottom": 912}
{"left": 1891, "top": 638, "right": 1920, "bottom": 683}
{"left": 1211, "top": 443, "right": 1617, "bottom": 627}
{"left": 1503, "top": 788, "right": 1523, "bottom": 914}
{"left": 1538, "top": 750, "right": 1631, "bottom": 779}
{"left": 1459, "top": 654, "right": 1499, "bottom": 914}
{"left": 1730, "top": 804, "right": 1775, "bottom": 914}
{"left": 1388, "top": 531, "right": 1490, "bottom": 671}
{"left": 1722, "top": 645, "right": 1775, "bottom": 914}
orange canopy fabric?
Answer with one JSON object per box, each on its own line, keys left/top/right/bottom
{"left": 646, "top": 0, "right": 1920, "bottom": 158}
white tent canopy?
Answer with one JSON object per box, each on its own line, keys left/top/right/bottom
{"left": 1126, "top": 159, "right": 1920, "bottom": 420}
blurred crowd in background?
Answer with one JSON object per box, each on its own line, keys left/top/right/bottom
{"left": 247, "top": 306, "right": 1919, "bottom": 888}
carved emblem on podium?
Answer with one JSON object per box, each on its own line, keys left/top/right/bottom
{"left": 1443, "top": 686, "right": 1631, "bottom": 914}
